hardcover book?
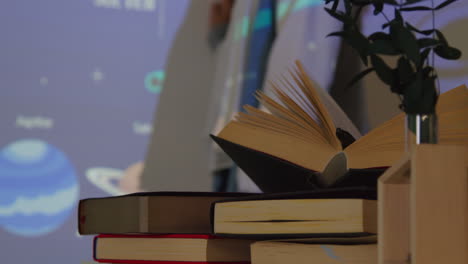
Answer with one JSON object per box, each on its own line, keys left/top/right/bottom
{"left": 78, "top": 191, "right": 252, "bottom": 235}
{"left": 211, "top": 187, "right": 377, "bottom": 239}
{"left": 251, "top": 236, "right": 376, "bottom": 264}
{"left": 93, "top": 234, "right": 252, "bottom": 264}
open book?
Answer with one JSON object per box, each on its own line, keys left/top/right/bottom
{"left": 212, "top": 61, "right": 468, "bottom": 192}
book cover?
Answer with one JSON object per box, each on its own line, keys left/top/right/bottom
{"left": 211, "top": 135, "right": 385, "bottom": 192}
{"left": 93, "top": 234, "right": 251, "bottom": 264}
{"left": 79, "top": 191, "right": 254, "bottom": 235}
{"left": 251, "top": 236, "right": 377, "bottom": 264}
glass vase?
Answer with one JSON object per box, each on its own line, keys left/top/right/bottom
{"left": 405, "top": 113, "right": 438, "bottom": 151}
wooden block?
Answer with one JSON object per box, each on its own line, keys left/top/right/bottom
{"left": 410, "top": 145, "right": 468, "bottom": 264}
{"left": 378, "top": 153, "right": 411, "bottom": 264}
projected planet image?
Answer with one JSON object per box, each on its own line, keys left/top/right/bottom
{"left": 145, "top": 70, "right": 165, "bottom": 94}
{"left": 86, "top": 161, "right": 143, "bottom": 196}
{"left": 0, "top": 139, "right": 79, "bottom": 237}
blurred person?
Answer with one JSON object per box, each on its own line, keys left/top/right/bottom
{"left": 208, "top": 0, "right": 270, "bottom": 193}
{"left": 140, "top": 0, "right": 362, "bottom": 193}
{"left": 140, "top": 1, "right": 217, "bottom": 191}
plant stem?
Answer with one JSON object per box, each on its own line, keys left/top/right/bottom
{"left": 381, "top": 11, "right": 391, "bottom": 23}
{"left": 431, "top": 0, "right": 440, "bottom": 94}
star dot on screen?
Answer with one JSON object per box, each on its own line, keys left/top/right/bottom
{"left": 39, "top": 77, "right": 48, "bottom": 86}
{"left": 91, "top": 69, "right": 104, "bottom": 82}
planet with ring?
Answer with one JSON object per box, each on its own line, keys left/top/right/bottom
{"left": 86, "top": 161, "right": 143, "bottom": 196}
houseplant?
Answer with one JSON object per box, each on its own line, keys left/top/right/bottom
{"left": 324, "top": 0, "right": 462, "bottom": 148}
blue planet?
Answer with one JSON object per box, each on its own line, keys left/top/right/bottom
{"left": 0, "top": 139, "right": 79, "bottom": 237}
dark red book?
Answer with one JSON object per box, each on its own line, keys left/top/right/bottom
{"left": 93, "top": 234, "right": 252, "bottom": 264}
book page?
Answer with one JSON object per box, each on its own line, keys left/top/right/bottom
{"left": 345, "top": 85, "right": 468, "bottom": 169}
{"left": 268, "top": 64, "right": 362, "bottom": 141}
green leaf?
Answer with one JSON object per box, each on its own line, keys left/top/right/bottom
{"left": 402, "top": 0, "right": 428, "bottom": 5}
{"left": 370, "top": 39, "right": 400, "bottom": 55}
{"left": 397, "top": 56, "right": 414, "bottom": 84}
{"left": 406, "top": 22, "right": 434, "bottom": 35}
{"left": 403, "top": 67, "right": 438, "bottom": 114}
{"left": 403, "top": 71, "right": 424, "bottom": 113}
{"left": 434, "top": 46, "right": 462, "bottom": 60}
{"left": 343, "top": 30, "right": 370, "bottom": 65}
{"left": 351, "top": 0, "right": 373, "bottom": 6}
{"left": 422, "top": 66, "right": 435, "bottom": 78}
{"left": 348, "top": 68, "right": 375, "bottom": 87}
{"left": 400, "top": 6, "right": 433, "bottom": 11}
{"left": 391, "top": 24, "right": 421, "bottom": 65}
{"left": 419, "top": 48, "right": 432, "bottom": 67}
{"left": 435, "top": 30, "right": 448, "bottom": 45}
{"left": 369, "top": 32, "right": 391, "bottom": 41}
{"left": 371, "top": 54, "right": 393, "bottom": 85}
{"left": 327, "top": 31, "right": 346, "bottom": 38}
{"left": 373, "top": 0, "right": 384, "bottom": 15}
{"left": 324, "top": 8, "right": 347, "bottom": 22}
{"left": 383, "top": 0, "right": 399, "bottom": 5}
{"left": 382, "top": 22, "right": 391, "bottom": 29}
{"left": 435, "top": 0, "right": 459, "bottom": 10}
{"left": 332, "top": 0, "right": 340, "bottom": 12}
{"left": 344, "top": 0, "right": 352, "bottom": 15}
{"left": 390, "top": 68, "right": 404, "bottom": 94}
{"left": 394, "top": 9, "right": 403, "bottom": 24}
{"left": 419, "top": 76, "right": 438, "bottom": 114}
{"left": 417, "top": 38, "right": 439, "bottom": 48}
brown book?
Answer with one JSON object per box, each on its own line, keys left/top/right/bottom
{"left": 251, "top": 236, "right": 376, "bottom": 264}
{"left": 212, "top": 187, "right": 377, "bottom": 238}
{"left": 78, "top": 192, "right": 251, "bottom": 235}
{"left": 93, "top": 234, "right": 252, "bottom": 263}
{"left": 213, "top": 61, "right": 468, "bottom": 192}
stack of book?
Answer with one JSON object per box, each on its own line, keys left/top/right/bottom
{"left": 78, "top": 187, "right": 378, "bottom": 264}
{"left": 78, "top": 64, "right": 467, "bottom": 263}
{"left": 212, "top": 187, "right": 378, "bottom": 264}
{"left": 78, "top": 192, "right": 252, "bottom": 263}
